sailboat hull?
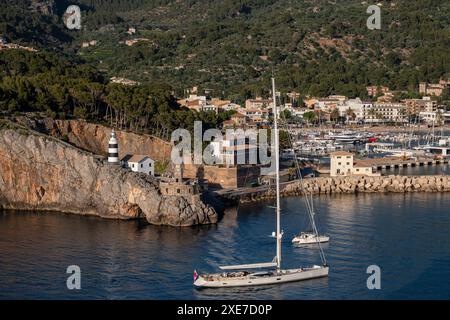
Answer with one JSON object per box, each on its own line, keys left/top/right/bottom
{"left": 194, "top": 266, "right": 329, "bottom": 288}
{"left": 292, "top": 234, "right": 330, "bottom": 245}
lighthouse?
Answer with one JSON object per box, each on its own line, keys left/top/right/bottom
{"left": 108, "top": 129, "right": 120, "bottom": 164}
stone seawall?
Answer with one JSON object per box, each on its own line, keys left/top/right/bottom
{"left": 234, "top": 175, "right": 450, "bottom": 202}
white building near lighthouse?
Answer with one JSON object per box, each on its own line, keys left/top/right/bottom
{"left": 108, "top": 129, "right": 120, "bottom": 164}
{"left": 121, "top": 155, "right": 155, "bottom": 176}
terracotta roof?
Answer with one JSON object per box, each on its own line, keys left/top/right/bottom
{"left": 353, "top": 162, "right": 373, "bottom": 168}
{"left": 187, "top": 99, "right": 200, "bottom": 106}
{"left": 122, "top": 154, "right": 151, "bottom": 163}
{"left": 231, "top": 112, "right": 246, "bottom": 118}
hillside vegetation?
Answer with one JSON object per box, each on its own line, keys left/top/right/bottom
{"left": 1, "top": 0, "right": 449, "bottom": 101}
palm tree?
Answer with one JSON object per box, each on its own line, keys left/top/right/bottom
{"left": 330, "top": 109, "right": 340, "bottom": 123}
{"left": 303, "top": 111, "right": 316, "bottom": 125}
{"left": 436, "top": 110, "right": 444, "bottom": 127}
{"left": 346, "top": 107, "right": 355, "bottom": 123}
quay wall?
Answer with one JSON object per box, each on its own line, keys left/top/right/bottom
{"left": 231, "top": 175, "right": 450, "bottom": 203}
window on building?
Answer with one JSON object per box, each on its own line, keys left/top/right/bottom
{"left": 337, "top": 169, "right": 340, "bottom": 174}
{"left": 346, "top": 162, "right": 350, "bottom": 165}
{"left": 141, "top": 164, "right": 143, "bottom": 168}
{"left": 338, "top": 162, "right": 341, "bottom": 165}
{"left": 177, "top": 189, "right": 180, "bottom": 194}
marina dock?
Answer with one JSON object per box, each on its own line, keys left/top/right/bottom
{"left": 354, "top": 157, "right": 449, "bottom": 171}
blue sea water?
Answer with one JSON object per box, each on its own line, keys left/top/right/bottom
{"left": 0, "top": 192, "right": 449, "bottom": 299}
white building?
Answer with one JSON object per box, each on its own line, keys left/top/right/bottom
{"left": 330, "top": 151, "right": 354, "bottom": 176}
{"left": 368, "top": 103, "right": 407, "bottom": 123}
{"left": 419, "top": 111, "right": 438, "bottom": 124}
{"left": 330, "top": 151, "right": 379, "bottom": 177}
{"left": 315, "top": 96, "right": 347, "bottom": 112}
{"left": 336, "top": 98, "right": 374, "bottom": 122}
{"left": 219, "top": 102, "right": 241, "bottom": 111}
{"left": 122, "top": 155, "right": 155, "bottom": 176}
{"left": 209, "top": 132, "right": 258, "bottom": 166}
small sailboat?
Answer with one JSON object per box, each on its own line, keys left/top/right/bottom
{"left": 292, "top": 194, "right": 329, "bottom": 245}
{"left": 193, "top": 78, "right": 329, "bottom": 288}
{"left": 292, "top": 232, "right": 329, "bottom": 245}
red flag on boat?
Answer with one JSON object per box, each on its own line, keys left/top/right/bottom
{"left": 193, "top": 270, "right": 198, "bottom": 282}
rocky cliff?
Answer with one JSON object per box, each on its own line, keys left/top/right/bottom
{"left": 0, "top": 127, "right": 217, "bottom": 226}
{"left": 12, "top": 116, "right": 172, "bottom": 162}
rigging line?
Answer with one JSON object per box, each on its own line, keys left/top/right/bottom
{"left": 235, "top": 164, "right": 252, "bottom": 221}
{"left": 278, "top": 111, "right": 314, "bottom": 214}
{"left": 283, "top": 135, "right": 326, "bottom": 265}
{"left": 278, "top": 101, "right": 327, "bottom": 265}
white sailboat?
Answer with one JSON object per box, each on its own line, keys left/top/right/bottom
{"left": 193, "top": 78, "right": 329, "bottom": 288}
{"left": 292, "top": 232, "right": 329, "bottom": 245}
{"left": 292, "top": 187, "right": 329, "bottom": 245}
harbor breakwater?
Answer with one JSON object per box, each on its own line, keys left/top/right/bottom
{"left": 223, "top": 175, "right": 450, "bottom": 203}
{"left": 0, "top": 126, "right": 217, "bottom": 226}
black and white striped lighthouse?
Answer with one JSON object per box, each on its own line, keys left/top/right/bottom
{"left": 108, "top": 129, "right": 119, "bottom": 164}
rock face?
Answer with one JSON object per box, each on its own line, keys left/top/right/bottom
{"left": 0, "top": 129, "right": 217, "bottom": 226}
{"left": 231, "top": 175, "right": 450, "bottom": 202}
{"left": 12, "top": 116, "right": 172, "bottom": 162}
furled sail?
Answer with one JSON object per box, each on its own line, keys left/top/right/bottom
{"left": 219, "top": 262, "right": 277, "bottom": 270}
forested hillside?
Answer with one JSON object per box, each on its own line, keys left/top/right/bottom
{"left": 0, "top": 50, "right": 219, "bottom": 138}
{"left": 1, "top": 0, "right": 450, "bottom": 101}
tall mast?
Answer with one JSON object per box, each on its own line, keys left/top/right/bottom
{"left": 271, "top": 77, "right": 281, "bottom": 270}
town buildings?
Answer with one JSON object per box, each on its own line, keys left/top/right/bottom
{"left": 419, "top": 80, "right": 450, "bottom": 97}
{"left": 177, "top": 95, "right": 236, "bottom": 114}
{"left": 404, "top": 97, "right": 436, "bottom": 115}
{"left": 366, "top": 102, "right": 407, "bottom": 123}
{"left": 245, "top": 97, "right": 274, "bottom": 109}
{"left": 366, "top": 86, "right": 390, "bottom": 97}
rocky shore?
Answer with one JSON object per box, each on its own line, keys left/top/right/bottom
{"left": 0, "top": 127, "right": 217, "bottom": 226}
{"left": 230, "top": 175, "right": 450, "bottom": 203}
